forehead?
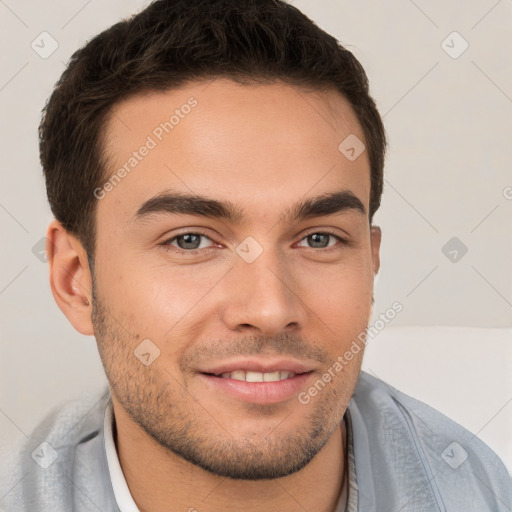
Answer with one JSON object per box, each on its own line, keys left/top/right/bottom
{"left": 98, "top": 79, "right": 370, "bottom": 226}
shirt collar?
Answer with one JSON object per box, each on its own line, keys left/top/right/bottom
{"left": 104, "top": 400, "right": 141, "bottom": 512}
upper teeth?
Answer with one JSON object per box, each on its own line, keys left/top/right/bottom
{"left": 220, "top": 370, "right": 296, "bottom": 382}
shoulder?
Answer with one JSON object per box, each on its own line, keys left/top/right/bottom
{"left": 348, "top": 371, "right": 512, "bottom": 511}
{"left": 0, "top": 386, "right": 112, "bottom": 511}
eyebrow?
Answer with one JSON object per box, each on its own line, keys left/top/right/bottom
{"left": 134, "top": 189, "right": 366, "bottom": 224}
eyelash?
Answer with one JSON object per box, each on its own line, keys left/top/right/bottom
{"left": 160, "top": 230, "right": 348, "bottom": 254}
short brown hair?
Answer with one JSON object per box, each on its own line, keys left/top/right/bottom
{"left": 40, "top": 0, "right": 387, "bottom": 260}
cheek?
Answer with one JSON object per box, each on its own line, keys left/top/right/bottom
{"left": 94, "top": 248, "right": 225, "bottom": 342}
{"left": 294, "top": 259, "right": 374, "bottom": 369}
{"left": 300, "top": 258, "right": 373, "bottom": 319}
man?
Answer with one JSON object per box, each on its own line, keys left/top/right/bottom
{"left": 1, "top": 0, "right": 510, "bottom": 510}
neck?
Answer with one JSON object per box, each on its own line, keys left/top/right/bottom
{"left": 112, "top": 399, "right": 347, "bottom": 512}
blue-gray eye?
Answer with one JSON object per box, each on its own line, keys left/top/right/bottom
{"left": 298, "top": 233, "right": 340, "bottom": 249}
{"left": 169, "top": 233, "right": 212, "bottom": 250}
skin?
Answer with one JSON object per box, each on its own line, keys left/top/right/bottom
{"left": 47, "top": 78, "right": 381, "bottom": 512}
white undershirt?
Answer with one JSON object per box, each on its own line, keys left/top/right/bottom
{"left": 103, "top": 400, "right": 350, "bottom": 512}
{"left": 103, "top": 401, "right": 141, "bottom": 512}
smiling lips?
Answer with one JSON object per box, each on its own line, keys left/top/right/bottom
{"left": 199, "top": 358, "right": 315, "bottom": 404}
{"left": 200, "top": 358, "right": 313, "bottom": 376}
{"left": 218, "top": 370, "right": 296, "bottom": 381}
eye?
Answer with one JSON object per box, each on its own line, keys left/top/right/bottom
{"left": 296, "top": 232, "right": 345, "bottom": 249}
{"left": 163, "top": 232, "right": 216, "bottom": 251}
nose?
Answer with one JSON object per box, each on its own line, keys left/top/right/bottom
{"left": 220, "top": 247, "right": 307, "bottom": 337}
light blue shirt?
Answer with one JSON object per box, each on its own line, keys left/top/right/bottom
{"left": 1, "top": 372, "right": 510, "bottom": 511}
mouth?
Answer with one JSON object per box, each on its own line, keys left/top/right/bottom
{"left": 197, "top": 359, "right": 315, "bottom": 404}
{"left": 203, "top": 370, "right": 301, "bottom": 382}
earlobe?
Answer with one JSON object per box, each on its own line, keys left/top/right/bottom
{"left": 46, "top": 220, "right": 94, "bottom": 335}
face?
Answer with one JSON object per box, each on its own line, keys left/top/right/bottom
{"left": 91, "top": 79, "right": 380, "bottom": 479}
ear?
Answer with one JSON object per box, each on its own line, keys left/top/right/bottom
{"left": 46, "top": 220, "right": 94, "bottom": 335}
{"left": 370, "top": 225, "right": 381, "bottom": 277}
